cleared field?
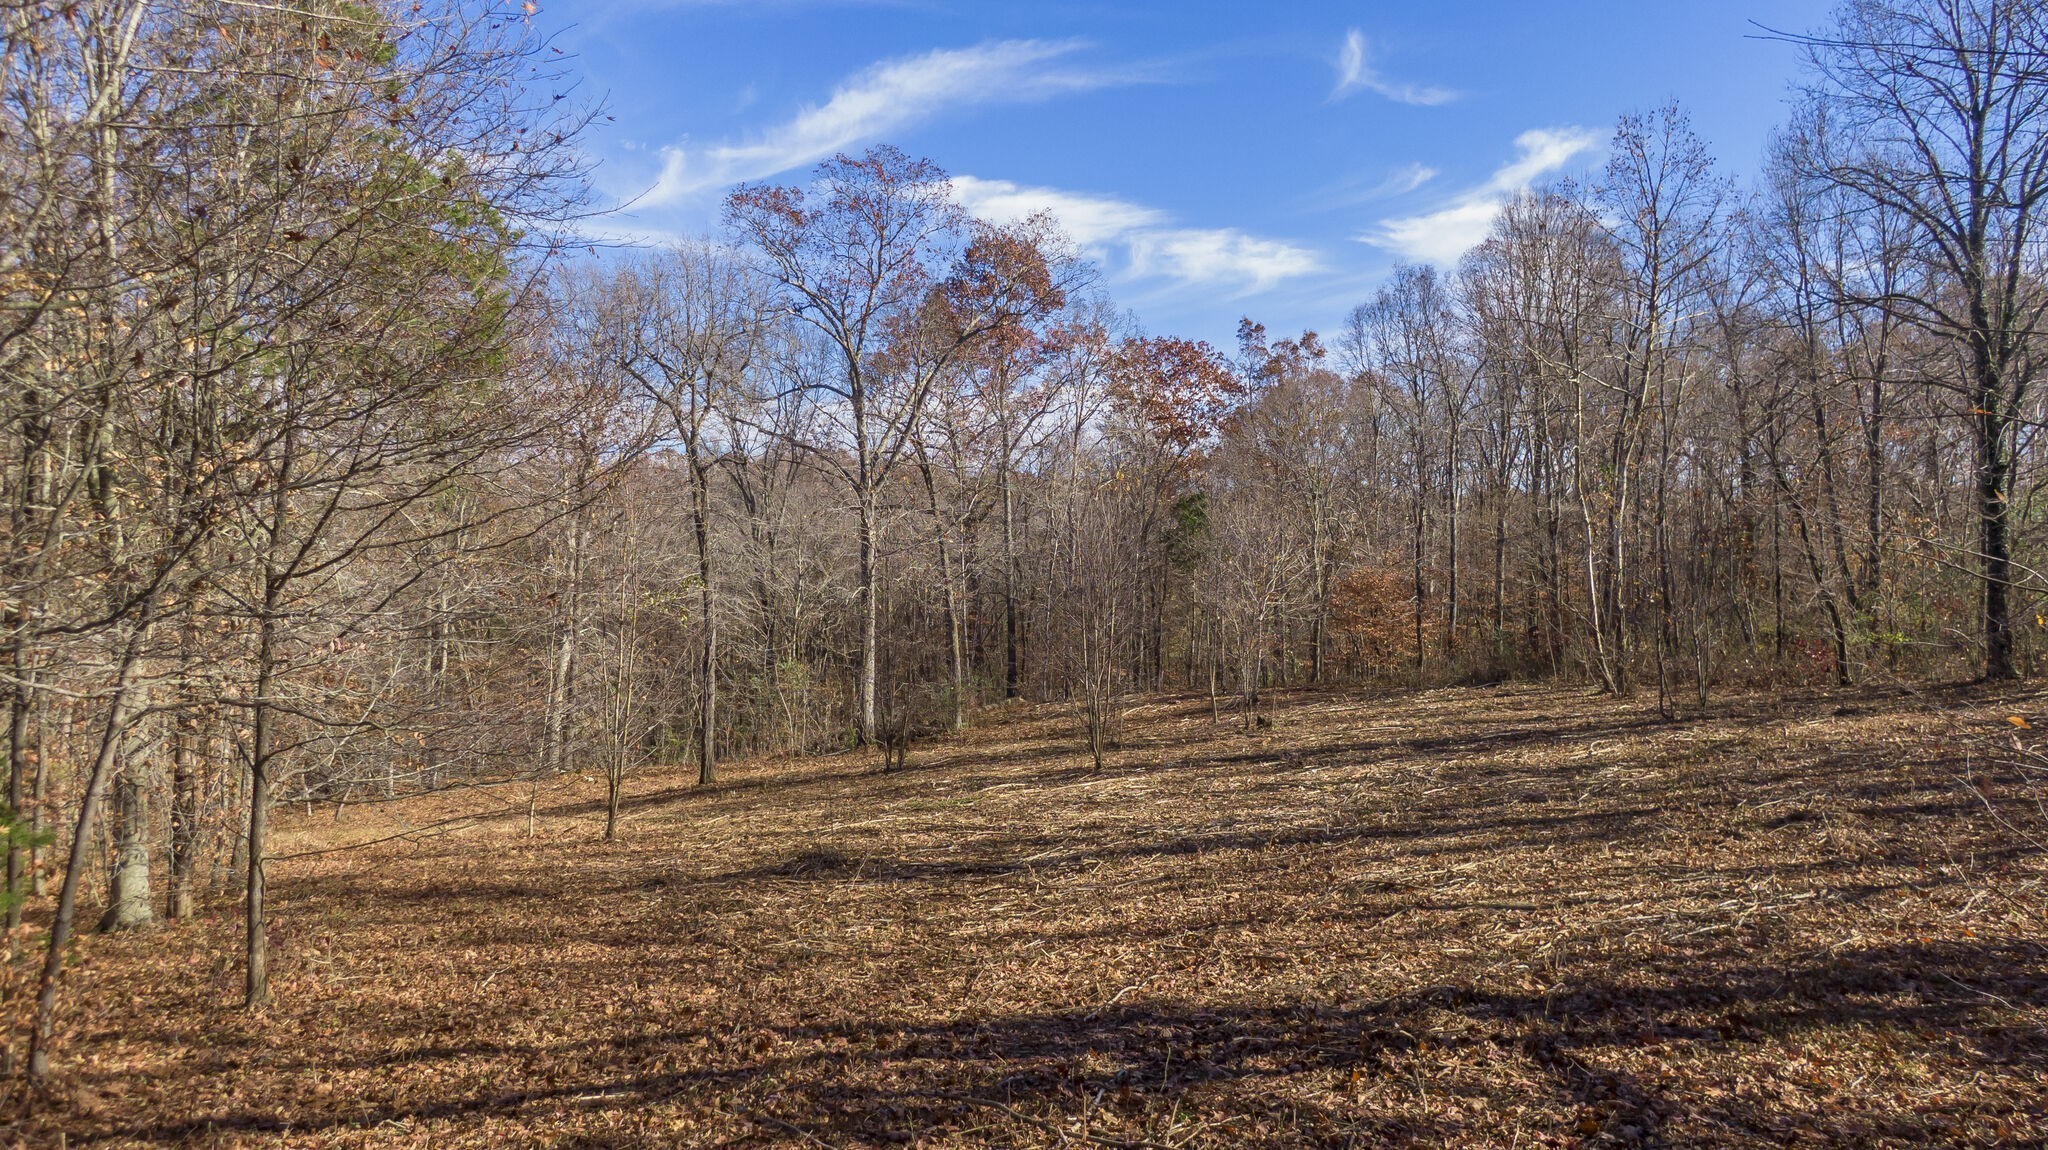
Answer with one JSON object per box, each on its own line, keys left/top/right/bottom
{"left": 10, "top": 682, "right": 2047, "bottom": 1147}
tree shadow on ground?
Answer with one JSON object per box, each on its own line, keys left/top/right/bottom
{"left": 39, "top": 681, "right": 2046, "bottom": 1148}
{"left": 96, "top": 938, "right": 2044, "bottom": 1147}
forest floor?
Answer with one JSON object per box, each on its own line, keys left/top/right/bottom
{"left": 6, "top": 680, "right": 2048, "bottom": 1148}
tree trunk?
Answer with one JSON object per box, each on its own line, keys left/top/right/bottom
{"left": 169, "top": 705, "right": 198, "bottom": 920}
{"left": 918, "top": 455, "right": 967, "bottom": 730}
{"left": 1310, "top": 512, "right": 1329, "bottom": 684}
{"left": 1446, "top": 445, "right": 1461, "bottom": 659}
{"left": 1002, "top": 454, "right": 1021, "bottom": 700}
{"left": 5, "top": 644, "right": 30, "bottom": 932}
{"left": 246, "top": 598, "right": 280, "bottom": 1009}
{"left": 1978, "top": 400, "right": 2015, "bottom": 680}
{"left": 99, "top": 745, "right": 153, "bottom": 932}
{"left": 1412, "top": 495, "right": 1427, "bottom": 682}
{"left": 542, "top": 510, "right": 584, "bottom": 777}
{"left": 29, "top": 616, "right": 151, "bottom": 1080}
{"left": 857, "top": 491, "right": 879, "bottom": 743}
{"left": 604, "top": 765, "right": 621, "bottom": 841}
{"left": 946, "top": 567, "right": 966, "bottom": 729}
{"left": 691, "top": 457, "right": 718, "bottom": 785}
{"left": 1492, "top": 490, "right": 1508, "bottom": 673}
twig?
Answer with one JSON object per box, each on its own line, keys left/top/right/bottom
{"left": 1936, "top": 971, "right": 2018, "bottom": 1010}
{"left": 926, "top": 1093, "right": 1178, "bottom": 1150}
{"left": 1084, "top": 974, "right": 1164, "bottom": 1020}
{"left": 733, "top": 1106, "right": 843, "bottom": 1149}
{"left": 269, "top": 816, "right": 482, "bottom": 860}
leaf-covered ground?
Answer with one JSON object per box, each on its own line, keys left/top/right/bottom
{"left": 7, "top": 682, "right": 2048, "bottom": 1147}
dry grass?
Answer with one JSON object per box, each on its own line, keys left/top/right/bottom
{"left": 6, "top": 681, "right": 2047, "bottom": 1147}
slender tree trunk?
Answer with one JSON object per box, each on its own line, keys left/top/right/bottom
{"left": 1607, "top": 491, "right": 1632, "bottom": 695}
{"left": 169, "top": 700, "right": 198, "bottom": 920}
{"left": 5, "top": 640, "right": 30, "bottom": 933}
{"left": 1655, "top": 398, "right": 1678, "bottom": 717}
{"left": 1310, "top": 510, "right": 1329, "bottom": 684}
{"left": 1772, "top": 489, "right": 1786, "bottom": 671}
{"left": 857, "top": 490, "right": 879, "bottom": 743}
{"left": 1446, "top": 442, "right": 1461, "bottom": 660}
{"left": 1572, "top": 377, "right": 1620, "bottom": 694}
{"left": 1810, "top": 374, "right": 1863, "bottom": 616}
{"left": 946, "top": 565, "right": 966, "bottom": 728}
{"left": 1772, "top": 405, "right": 1856, "bottom": 687}
{"left": 605, "top": 761, "right": 622, "bottom": 841}
{"left": 1002, "top": 454, "right": 1021, "bottom": 699}
{"left": 1492, "top": 488, "right": 1508, "bottom": 673}
{"left": 28, "top": 699, "right": 46, "bottom": 898}
{"left": 1863, "top": 372, "right": 1885, "bottom": 604}
{"left": 246, "top": 592, "right": 281, "bottom": 1009}
{"left": 691, "top": 457, "right": 717, "bottom": 785}
{"left": 1412, "top": 491, "right": 1426, "bottom": 682}
{"left": 543, "top": 507, "right": 585, "bottom": 775}
{"left": 28, "top": 615, "right": 151, "bottom": 1080}
{"left": 918, "top": 455, "right": 967, "bottom": 730}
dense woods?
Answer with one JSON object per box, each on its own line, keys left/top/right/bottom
{"left": 4, "top": 0, "right": 2048, "bottom": 1092}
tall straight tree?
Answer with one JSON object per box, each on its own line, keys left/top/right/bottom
{"left": 611, "top": 246, "right": 766, "bottom": 785}
{"left": 1790, "top": 0, "right": 2048, "bottom": 679}
{"left": 1597, "top": 103, "right": 1727, "bottom": 703}
{"left": 726, "top": 148, "right": 1062, "bottom": 741}
{"left": 1360, "top": 265, "right": 1465, "bottom": 681}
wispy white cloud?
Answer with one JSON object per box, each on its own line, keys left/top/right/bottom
{"left": 952, "top": 175, "right": 1321, "bottom": 293}
{"left": 641, "top": 40, "right": 1125, "bottom": 206}
{"left": 1296, "top": 163, "right": 1440, "bottom": 215}
{"left": 1126, "top": 229, "right": 1323, "bottom": 292}
{"left": 1368, "top": 127, "right": 1599, "bottom": 264}
{"left": 1373, "top": 162, "right": 1438, "bottom": 197}
{"left": 1331, "top": 29, "right": 1457, "bottom": 107}
{"left": 950, "top": 175, "right": 1167, "bottom": 247}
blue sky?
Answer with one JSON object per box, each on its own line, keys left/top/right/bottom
{"left": 545, "top": 0, "right": 1836, "bottom": 347}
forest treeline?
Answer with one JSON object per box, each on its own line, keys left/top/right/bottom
{"left": 4, "top": 0, "right": 2048, "bottom": 1084}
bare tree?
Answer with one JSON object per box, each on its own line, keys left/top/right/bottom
{"left": 726, "top": 149, "right": 1063, "bottom": 741}
{"left": 1788, "top": 0, "right": 2048, "bottom": 679}
{"left": 610, "top": 246, "right": 767, "bottom": 784}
